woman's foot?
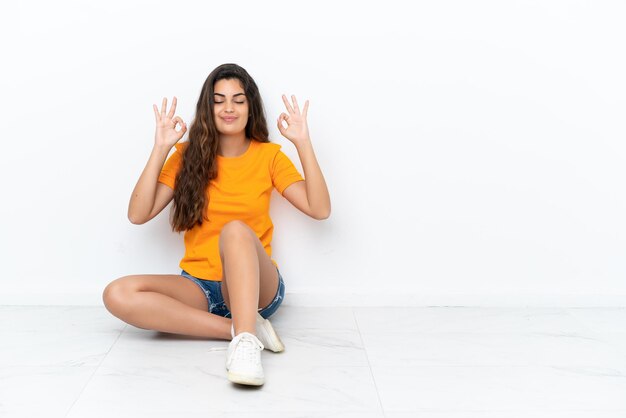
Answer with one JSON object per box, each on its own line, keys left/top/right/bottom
{"left": 230, "top": 313, "right": 285, "bottom": 352}
{"left": 254, "top": 313, "right": 285, "bottom": 352}
{"left": 226, "top": 331, "right": 265, "bottom": 386}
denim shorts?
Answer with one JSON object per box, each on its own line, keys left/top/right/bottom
{"left": 180, "top": 266, "right": 285, "bottom": 319}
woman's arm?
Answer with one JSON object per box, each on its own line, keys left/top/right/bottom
{"left": 277, "top": 94, "right": 331, "bottom": 219}
{"left": 127, "top": 144, "right": 173, "bottom": 224}
{"left": 294, "top": 139, "right": 331, "bottom": 219}
{"left": 128, "top": 96, "right": 187, "bottom": 224}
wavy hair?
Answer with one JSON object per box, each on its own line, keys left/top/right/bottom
{"left": 170, "top": 63, "right": 270, "bottom": 232}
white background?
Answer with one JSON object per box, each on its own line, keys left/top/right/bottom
{"left": 1, "top": 0, "right": 625, "bottom": 306}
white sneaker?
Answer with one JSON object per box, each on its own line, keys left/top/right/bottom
{"left": 255, "top": 312, "right": 285, "bottom": 352}
{"left": 230, "top": 313, "right": 285, "bottom": 353}
{"left": 226, "top": 331, "right": 265, "bottom": 386}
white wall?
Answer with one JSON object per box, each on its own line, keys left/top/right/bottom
{"left": 1, "top": 0, "right": 625, "bottom": 307}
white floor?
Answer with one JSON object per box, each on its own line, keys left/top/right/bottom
{"left": 1, "top": 306, "right": 626, "bottom": 417}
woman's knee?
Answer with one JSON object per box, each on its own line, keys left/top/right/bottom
{"left": 102, "top": 276, "right": 136, "bottom": 316}
{"left": 219, "top": 220, "right": 254, "bottom": 250}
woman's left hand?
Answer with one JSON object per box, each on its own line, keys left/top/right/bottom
{"left": 277, "top": 94, "right": 310, "bottom": 146}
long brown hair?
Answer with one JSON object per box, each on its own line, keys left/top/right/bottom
{"left": 171, "top": 63, "right": 270, "bottom": 232}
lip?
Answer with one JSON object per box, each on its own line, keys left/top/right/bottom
{"left": 222, "top": 116, "right": 238, "bottom": 122}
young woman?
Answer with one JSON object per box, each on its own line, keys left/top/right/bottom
{"left": 102, "top": 63, "right": 331, "bottom": 386}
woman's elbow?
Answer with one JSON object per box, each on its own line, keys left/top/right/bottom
{"left": 128, "top": 212, "right": 147, "bottom": 225}
{"left": 315, "top": 209, "right": 331, "bottom": 220}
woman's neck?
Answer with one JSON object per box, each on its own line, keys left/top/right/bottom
{"left": 218, "top": 133, "right": 250, "bottom": 157}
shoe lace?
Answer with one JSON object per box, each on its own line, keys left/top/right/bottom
{"left": 236, "top": 334, "right": 264, "bottom": 362}
{"left": 231, "top": 333, "right": 263, "bottom": 364}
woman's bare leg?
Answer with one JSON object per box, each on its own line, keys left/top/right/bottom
{"left": 218, "top": 220, "right": 281, "bottom": 337}
{"left": 102, "top": 274, "right": 232, "bottom": 340}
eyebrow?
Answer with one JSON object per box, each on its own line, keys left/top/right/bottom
{"left": 214, "top": 93, "right": 246, "bottom": 97}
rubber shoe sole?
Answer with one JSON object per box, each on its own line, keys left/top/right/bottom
{"left": 227, "top": 370, "right": 264, "bottom": 386}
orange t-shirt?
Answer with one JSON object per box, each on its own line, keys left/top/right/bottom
{"left": 157, "top": 139, "right": 304, "bottom": 281}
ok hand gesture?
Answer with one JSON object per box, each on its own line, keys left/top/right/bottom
{"left": 277, "top": 94, "right": 310, "bottom": 146}
{"left": 153, "top": 96, "right": 187, "bottom": 149}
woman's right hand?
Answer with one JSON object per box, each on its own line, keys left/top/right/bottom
{"left": 153, "top": 96, "right": 187, "bottom": 148}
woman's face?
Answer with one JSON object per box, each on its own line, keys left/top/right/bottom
{"left": 213, "top": 78, "right": 250, "bottom": 135}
